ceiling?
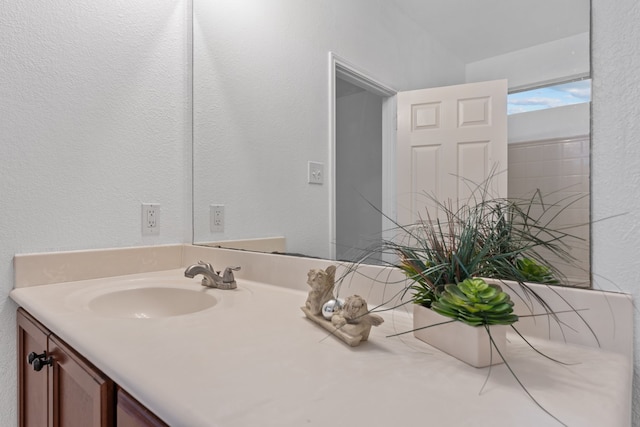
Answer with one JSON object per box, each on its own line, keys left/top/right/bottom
{"left": 390, "top": 0, "right": 590, "bottom": 63}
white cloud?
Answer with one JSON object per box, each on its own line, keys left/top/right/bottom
{"left": 554, "top": 80, "right": 591, "bottom": 100}
{"left": 508, "top": 97, "right": 563, "bottom": 108}
{"left": 507, "top": 79, "right": 591, "bottom": 114}
{"left": 560, "top": 87, "right": 591, "bottom": 100}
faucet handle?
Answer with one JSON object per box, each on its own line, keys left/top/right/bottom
{"left": 198, "top": 260, "right": 214, "bottom": 271}
{"left": 222, "top": 266, "right": 241, "bottom": 284}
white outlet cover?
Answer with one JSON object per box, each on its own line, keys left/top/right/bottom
{"left": 308, "top": 161, "right": 324, "bottom": 185}
{"left": 210, "top": 204, "right": 224, "bottom": 232}
{"left": 141, "top": 203, "right": 160, "bottom": 236}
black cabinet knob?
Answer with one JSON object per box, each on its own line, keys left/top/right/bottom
{"left": 27, "top": 351, "right": 45, "bottom": 365}
{"left": 27, "top": 351, "right": 53, "bottom": 371}
{"left": 32, "top": 356, "right": 53, "bottom": 372}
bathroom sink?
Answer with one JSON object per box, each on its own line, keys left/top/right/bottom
{"left": 88, "top": 287, "right": 217, "bottom": 318}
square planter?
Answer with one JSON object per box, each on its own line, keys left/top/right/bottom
{"left": 413, "top": 304, "right": 506, "bottom": 368}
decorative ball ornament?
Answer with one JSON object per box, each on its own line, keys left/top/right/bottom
{"left": 321, "top": 299, "right": 343, "bottom": 320}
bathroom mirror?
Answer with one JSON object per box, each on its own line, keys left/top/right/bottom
{"left": 193, "top": 0, "right": 591, "bottom": 283}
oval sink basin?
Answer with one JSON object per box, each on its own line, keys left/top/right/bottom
{"left": 88, "top": 287, "right": 217, "bottom": 318}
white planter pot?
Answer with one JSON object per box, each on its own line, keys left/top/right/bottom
{"left": 413, "top": 304, "right": 507, "bottom": 368}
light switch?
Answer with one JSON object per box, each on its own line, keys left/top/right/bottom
{"left": 308, "top": 161, "right": 324, "bottom": 185}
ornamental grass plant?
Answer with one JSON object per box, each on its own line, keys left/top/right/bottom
{"left": 388, "top": 185, "right": 581, "bottom": 312}
{"left": 337, "top": 177, "right": 589, "bottom": 426}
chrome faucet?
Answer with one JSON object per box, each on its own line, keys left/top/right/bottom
{"left": 184, "top": 261, "right": 241, "bottom": 290}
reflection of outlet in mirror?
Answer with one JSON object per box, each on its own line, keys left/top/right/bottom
{"left": 141, "top": 203, "right": 160, "bottom": 235}
{"left": 210, "top": 204, "right": 224, "bottom": 232}
{"left": 308, "top": 161, "right": 324, "bottom": 185}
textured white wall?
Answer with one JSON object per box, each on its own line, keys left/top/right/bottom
{"left": 2, "top": 0, "right": 640, "bottom": 425}
{"left": 192, "top": 0, "right": 465, "bottom": 258}
{"left": 0, "top": 1, "right": 190, "bottom": 424}
{"left": 591, "top": 1, "right": 640, "bottom": 424}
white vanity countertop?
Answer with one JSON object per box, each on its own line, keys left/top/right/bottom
{"left": 10, "top": 269, "right": 631, "bottom": 427}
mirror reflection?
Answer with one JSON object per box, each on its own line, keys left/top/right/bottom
{"left": 193, "top": 0, "right": 591, "bottom": 285}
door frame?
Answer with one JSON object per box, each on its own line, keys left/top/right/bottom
{"left": 328, "top": 52, "right": 397, "bottom": 259}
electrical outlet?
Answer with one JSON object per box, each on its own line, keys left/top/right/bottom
{"left": 210, "top": 204, "right": 224, "bottom": 232}
{"left": 308, "top": 161, "right": 324, "bottom": 185}
{"left": 141, "top": 203, "right": 160, "bottom": 235}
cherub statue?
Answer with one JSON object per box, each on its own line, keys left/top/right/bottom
{"left": 304, "top": 265, "right": 337, "bottom": 316}
{"left": 331, "top": 295, "right": 384, "bottom": 341}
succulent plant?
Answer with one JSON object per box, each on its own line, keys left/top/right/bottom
{"left": 430, "top": 278, "right": 518, "bottom": 326}
{"left": 516, "top": 257, "right": 559, "bottom": 284}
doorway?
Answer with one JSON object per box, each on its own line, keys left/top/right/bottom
{"left": 335, "top": 78, "right": 383, "bottom": 261}
{"left": 330, "top": 54, "right": 396, "bottom": 262}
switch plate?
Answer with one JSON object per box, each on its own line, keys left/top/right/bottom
{"left": 210, "top": 204, "right": 224, "bottom": 232}
{"left": 141, "top": 203, "right": 160, "bottom": 235}
{"left": 308, "top": 161, "right": 324, "bottom": 185}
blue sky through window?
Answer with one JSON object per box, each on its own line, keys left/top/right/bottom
{"left": 507, "top": 79, "right": 591, "bottom": 115}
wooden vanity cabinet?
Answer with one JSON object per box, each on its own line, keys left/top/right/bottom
{"left": 116, "top": 388, "right": 168, "bottom": 427}
{"left": 17, "top": 308, "right": 114, "bottom": 427}
{"left": 18, "top": 308, "right": 169, "bottom": 427}
{"left": 17, "top": 308, "right": 49, "bottom": 427}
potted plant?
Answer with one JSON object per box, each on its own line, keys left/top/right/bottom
{"left": 335, "top": 178, "right": 590, "bottom": 426}
{"left": 351, "top": 182, "right": 585, "bottom": 367}
{"left": 412, "top": 277, "right": 517, "bottom": 367}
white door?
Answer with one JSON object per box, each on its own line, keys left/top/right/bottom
{"left": 396, "top": 80, "right": 508, "bottom": 225}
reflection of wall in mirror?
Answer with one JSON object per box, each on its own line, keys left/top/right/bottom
{"left": 508, "top": 104, "right": 591, "bottom": 285}
{"left": 474, "top": 32, "right": 591, "bottom": 286}
{"left": 193, "top": 0, "right": 590, "bottom": 262}
{"left": 193, "top": 0, "right": 466, "bottom": 259}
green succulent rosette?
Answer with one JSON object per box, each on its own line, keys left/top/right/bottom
{"left": 430, "top": 278, "right": 518, "bottom": 326}
{"left": 516, "top": 257, "right": 559, "bottom": 284}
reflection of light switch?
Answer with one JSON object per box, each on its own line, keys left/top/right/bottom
{"left": 308, "top": 161, "right": 324, "bottom": 185}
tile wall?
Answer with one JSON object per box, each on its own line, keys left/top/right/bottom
{"left": 508, "top": 136, "right": 590, "bottom": 285}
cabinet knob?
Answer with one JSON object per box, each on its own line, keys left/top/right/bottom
{"left": 27, "top": 351, "right": 53, "bottom": 371}
{"left": 27, "top": 351, "right": 45, "bottom": 365}
{"left": 32, "top": 356, "right": 53, "bottom": 372}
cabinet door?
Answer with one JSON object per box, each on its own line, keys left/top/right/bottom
{"left": 17, "top": 309, "right": 50, "bottom": 427}
{"left": 48, "top": 335, "right": 114, "bottom": 427}
{"left": 116, "top": 388, "right": 168, "bottom": 427}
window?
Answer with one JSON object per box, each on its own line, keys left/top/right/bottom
{"left": 507, "top": 79, "right": 591, "bottom": 115}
